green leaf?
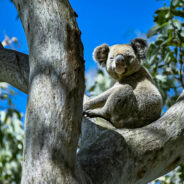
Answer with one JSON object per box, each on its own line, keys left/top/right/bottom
{"left": 180, "top": 29, "right": 184, "bottom": 37}
{"left": 161, "top": 37, "right": 173, "bottom": 46}
{"left": 173, "top": 20, "right": 182, "bottom": 30}
{"left": 172, "top": 10, "right": 184, "bottom": 17}
{"left": 154, "top": 7, "right": 172, "bottom": 25}
{"left": 147, "top": 24, "right": 160, "bottom": 38}
{"left": 172, "top": 0, "right": 179, "bottom": 6}
{"left": 163, "top": 54, "right": 171, "bottom": 64}
{"left": 156, "top": 75, "right": 167, "bottom": 82}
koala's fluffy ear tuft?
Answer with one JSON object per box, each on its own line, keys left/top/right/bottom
{"left": 131, "top": 38, "right": 148, "bottom": 60}
{"left": 93, "top": 44, "right": 109, "bottom": 66}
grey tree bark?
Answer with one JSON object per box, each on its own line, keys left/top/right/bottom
{"left": 11, "top": 0, "right": 85, "bottom": 183}
{"left": 0, "top": 0, "right": 184, "bottom": 184}
{"left": 0, "top": 43, "right": 29, "bottom": 93}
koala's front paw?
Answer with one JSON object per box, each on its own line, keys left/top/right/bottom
{"left": 83, "top": 112, "right": 88, "bottom": 117}
{"left": 83, "top": 109, "right": 106, "bottom": 119}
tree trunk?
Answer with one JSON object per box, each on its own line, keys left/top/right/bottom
{"left": 12, "top": 0, "right": 85, "bottom": 183}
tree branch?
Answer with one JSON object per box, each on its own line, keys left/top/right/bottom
{"left": 0, "top": 42, "right": 29, "bottom": 93}
{"left": 78, "top": 91, "right": 184, "bottom": 184}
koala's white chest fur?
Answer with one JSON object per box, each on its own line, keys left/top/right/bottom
{"left": 84, "top": 38, "right": 163, "bottom": 128}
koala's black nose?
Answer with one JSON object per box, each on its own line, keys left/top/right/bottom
{"left": 115, "top": 55, "right": 124, "bottom": 63}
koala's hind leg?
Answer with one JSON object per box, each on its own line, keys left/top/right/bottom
{"left": 104, "top": 85, "right": 138, "bottom": 127}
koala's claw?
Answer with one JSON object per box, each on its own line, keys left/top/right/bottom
{"left": 83, "top": 110, "right": 98, "bottom": 118}
{"left": 84, "top": 114, "right": 88, "bottom": 117}
{"left": 83, "top": 111, "right": 88, "bottom": 117}
{"left": 83, "top": 110, "right": 91, "bottom": 117}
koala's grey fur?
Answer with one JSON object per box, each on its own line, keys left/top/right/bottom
{"left": 84, "top": 38, "right": 162, "bottom": 128}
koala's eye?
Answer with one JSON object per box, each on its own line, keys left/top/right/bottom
{"left": 109, "top": 56, "right": 114, "bottom": 60}
{"left": 125, "top": 56, "right": 134, "bottom": 64}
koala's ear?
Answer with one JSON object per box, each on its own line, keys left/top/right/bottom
{"left": 93, "top": 44, "right": 110, "bottom": 66}
{"left": 130, "top": 38, "right": 148, "bottom": 60}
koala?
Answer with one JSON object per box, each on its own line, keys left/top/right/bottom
{"left": 83, "top": 38, "right": 162, "bottom": 128}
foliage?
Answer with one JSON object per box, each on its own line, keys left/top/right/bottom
{"left": 146, "top": 0, "right": 184, "bottom": 108}
{"left": 148, "top": 0, "right": 184, "bottom": 183}
{"left": 0, "top": 83, "right": 23, "bottom": 184}
{"left": 88, "top": 68, "right": 115, "bottom": 96}
{"left": 152, "top": 163, "right": 184, "bottom": 184}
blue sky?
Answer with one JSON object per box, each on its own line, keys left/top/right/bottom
{"left": 0, "top": 0, "right": 165, "bottom": 120}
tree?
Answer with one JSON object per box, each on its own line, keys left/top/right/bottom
{"left": 147, "top": 0, "right": 184, "bottom": 108}
{"left": 0, "top": 83, "right": 23, "bottom": 184}
{"left": 147, "top": 0, "right": 184, "bottom": 183}
{"left": 0, "top": 0, "right": 184, "bottom": 183}
{"left": 0, "top": 36, "right": 24, "bottom": 184}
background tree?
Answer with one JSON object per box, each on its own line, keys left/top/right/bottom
{"left": 148, "top": 0, "right": 184, "bottom": 183}
{"left": 0, "top": 84, "right": 23, "bottom": 184}
{"left": 0, "top": 37, "right": 23, "bottom": 184}
{"left": 147, "top": 0, "right": 184, "bottom": 108}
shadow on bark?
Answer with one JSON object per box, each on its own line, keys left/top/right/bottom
{"left": 76, "top": 92, "right": 184, "bottom": 184}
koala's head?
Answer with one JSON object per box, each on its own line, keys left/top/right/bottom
{"left": 93, "top": 38, "right": 148, "bottom": 80}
